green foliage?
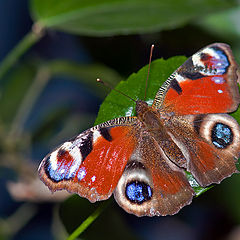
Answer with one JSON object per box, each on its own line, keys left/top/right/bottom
{"left": 30, "top": 0, "right": 237, "bottom": 36}
{"left": 198, "top": 6, "right": 240, "bottom": 41}
{"left": 197, "top": 6, "right": 240, "bottom": 63}
{"left": 95, "top": 56, "right": 187, "bottom": 124}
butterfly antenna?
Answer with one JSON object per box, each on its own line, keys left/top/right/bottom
{"left": 144, "top": 44, "right": 154, "bottom": 101}
{"left": 96, "top": 78, "right": 137, "bottom": 103}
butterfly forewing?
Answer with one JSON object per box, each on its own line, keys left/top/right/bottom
{"left": 39, "top": 117, "right": 138, "bottom": 202}
{"left": 153, "top": 43, "right": 240, "bottom": 115}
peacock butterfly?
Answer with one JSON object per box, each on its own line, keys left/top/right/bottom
{"left": 38, "top": 43, "right": 240, "bottom": 216}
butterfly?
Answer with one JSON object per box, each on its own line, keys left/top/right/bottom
{"left": 39, "top": 43, "right": 240, "bottom": 217}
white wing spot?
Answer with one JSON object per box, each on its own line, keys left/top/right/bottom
{"left": 68, "top": 146, "right": 82, "bottom": 176}
{"left": 203, "top": 48, "right": 219, "bottom": 59}
{"left": 212, "top": 77, "right": 225, "bottom": 84}
{"left": 48, "top": 150, "right": 59, "bottom": 171}
{"left": 192, "top": 54, "right": 204, "bottom": 68}
{"left": 78, "top": 167, "right": 86, "bottom": 180}
{"left": 175, "top": 73, "right": 186, "bottom": 83}
{"left": 93, "top": 130, "right": 101, "bottom": 143}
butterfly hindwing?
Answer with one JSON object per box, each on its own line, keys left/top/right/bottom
{"left": 164, "top": 113, "right": 240, "bottom": 186}
{"left": 39, "top": 117, "right": 138, "bottom": 202}
{"left": 114, "top": 133, "right": 195, "bottom": 216}
{"left": 153, "top": 43, "right": 240, "bottom": 115}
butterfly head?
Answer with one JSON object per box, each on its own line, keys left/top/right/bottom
{"left": 136, "top": 100, "right": 164, "bottom": 130}
{"left": 135, "top": 100, "right": 149, "bottom": 116}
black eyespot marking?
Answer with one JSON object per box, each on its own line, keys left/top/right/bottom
{"left": 200, "top": 52, "right": 210, "bottom": 61}
{"left": 211, "top": 46, "right": 230, "bottom": 73}
{"left": 80, "top": 131, "right": 93, "bottom": 161}
{"left": 183, "top": 71, "right": 205, "bottom": 80}
{"left": 57, "top": 148, "right": 67, "bottom": 158}
{"left": 100, "top": 128, "right": 112, "bottom": 141}
{"left": 179, "top": 58, "right": 205, "bottom": 80}
{"left": 43, "top": 158, "right": 54, "bottom": 181}
{"left": 43, "top": 157, "right": 64, "bottom": 183}
{"left": 125, "top": 161, "right": 146, "bottom": 171}
{"left": 125, "top": 181, "right": 152, "bottom": 204}
{"left": 211, "top": 123, "right": 233, "bottom": 149}
{"left": 170, "top": 79, "right": 182, "bottom": 95}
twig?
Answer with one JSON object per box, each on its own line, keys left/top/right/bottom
{"left": 0, "top": 22, "right": 44, "bottom": 80}
{"left": 67, "top": 200, "right": 110, "bottom": 240}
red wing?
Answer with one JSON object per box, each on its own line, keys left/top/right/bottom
{"left": 153, "top": 43, "right": 240, "bottom": 115}
{"left": 39, "top": 118, "right": 138, "bottom": 202}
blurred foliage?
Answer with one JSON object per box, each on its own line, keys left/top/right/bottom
{"left": 0, "top": 62, "right": 37, "bottom": 126}
{"left": 197, "top": 5, "right": 240, "bottom": 66}
{"left": 30, "top": 0, "right": 237, "bottom": 36}
{"left": 95, "top": 56, "right": 187, "bottom": 124}
{"left": 0, "top": 0, "right": 240, "bottom": 239}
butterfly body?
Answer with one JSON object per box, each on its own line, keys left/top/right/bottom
{"left": 39, "top": 43, "right": 240, "bottom": 216}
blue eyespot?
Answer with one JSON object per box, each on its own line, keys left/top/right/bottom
{"left": 45, "top": 155, "right": 81, "bottom": 182}
{"left": 211, "top": 123, "right": 233, "bottom": 149}
{"left": 46, "top": 161, "right": 73, "bottom": 182}
{"left": 125, "top": 181, "right": 152, "bottom": 204}
{"left": 211, "top": 48, "right": 229, "bottom": 74}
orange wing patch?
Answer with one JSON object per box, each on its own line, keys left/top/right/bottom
{"left": 77, "top": 126, "right": 137, "bottom": 201}
{"left": 39, "top": 126, "right": 137, "bottom": 202}
{"left": 163, "top": 76, "right": 235, "bottom": 115}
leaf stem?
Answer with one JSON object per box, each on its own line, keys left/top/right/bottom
{"left": 67, "top": 200, "right": 110, "bottom": 240}
{"left": 8, "top": 66, "right": 50, "bottom": 139}
{"left": 0, "top": 22, "right": 44, "bottom": 80}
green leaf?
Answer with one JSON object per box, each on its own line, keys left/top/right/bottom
{"left": 30, "top": 0, "right": 237, "bottom": 36}
{"left": 95, "top": 56, "right": 240, "bottom": 196}
{"left": 95, "top": 56, "right": 187, "bottom": 124}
